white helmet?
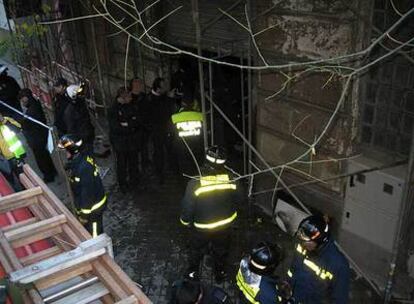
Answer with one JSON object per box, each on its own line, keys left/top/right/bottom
{"left": 66, "top": 84, "right": 83, "bottom": 99}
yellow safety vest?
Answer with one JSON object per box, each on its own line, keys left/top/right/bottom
{"left": 0, "top": 118, "right": 25, "bottom": 160}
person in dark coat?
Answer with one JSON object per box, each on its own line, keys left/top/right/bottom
{"left": 108, "top": 87, "right": 142, "bottom": 193}
{"left": 52, "top": 77, "right": 70, "bottom": 137}
{"left": 130, "top": 78, "right": 150, "bottom": 172}
{"left": 18, "top": 89, "right": 57, "bottom": 183}
{"left": 63, "top": 83, "right": 95, "bottom": 153}
{"left": 146, "top": 77, "right": 178, "bottom": 184}
{"left": 0, "top": 65, "right": 21, "bottom": 117}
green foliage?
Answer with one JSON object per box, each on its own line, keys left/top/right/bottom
{"left": 1, "top": 20, "right": 48, "bottom": 61}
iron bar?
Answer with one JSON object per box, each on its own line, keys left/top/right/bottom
{"left": 192, "top": 0, "right": 208, "bottom": 151}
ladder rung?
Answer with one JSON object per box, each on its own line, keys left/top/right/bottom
{"left": 20, "top": 246, "right": 62, "bottom": 266}
{"left": 36, "top": 262, "right": 93, "bottom": 290}
{"left": 0, "top": 187, "right": 42, "bottom": 213}
{"left": 52, "top": 282, "right": 109, "bottom": 304}
{"left": 11, "top": 226, "right": 63, "bottom": 249}
{"left": 9, "top": 234, "right": 111, "bottom": 284}
{"left": 115, "top": 295, "right": 138, "bottom": 304}
{"left": 5, "top": 214, "right": 66, "bottom": 242}
{"left": 2, "top": 217, "right": 38, "bottom": 232}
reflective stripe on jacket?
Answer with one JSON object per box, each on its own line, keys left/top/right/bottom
{"left": 288, "top": 240, "right": 350, "bottom": 304}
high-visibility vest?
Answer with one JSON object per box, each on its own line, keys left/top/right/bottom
{"left": 0, "top": 125, "right": 25, "bottom": 159}
{"left": 171, "top": 110, "right": 203, "bottom": 137}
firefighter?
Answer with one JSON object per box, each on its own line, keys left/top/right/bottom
{"left": 63, "top": 83, "right": 95, "bottom": 153}
{"left": 287, "top": 215, "right": 350, "bottom": 304}
{"left": 237, "top": 242, "right": 294, "bottom": 304}
{"left": 58, "top": 134, "right": 107, "bottom": 237}
{"left": 170, "top": 273, "right": 232, "bottom": 304}
{"left": 0, "top": 112, "right": 25, "bottom": 190}
{"left": 171, "top": 90, "right": 203, "bottom": 175}
{"left": 180, "top": 146, "right": 239, "bottom": 283}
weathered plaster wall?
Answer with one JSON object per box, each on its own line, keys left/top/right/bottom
{"left": 253, "top": 0, "right": 373, "bottom": 216}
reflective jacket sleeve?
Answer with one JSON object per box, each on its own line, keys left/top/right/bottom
{"left": 180, "top": 180, "right": 197, "bottom": 226}
{"left": 330, "top": 259, "right": 350, "bottom": 304}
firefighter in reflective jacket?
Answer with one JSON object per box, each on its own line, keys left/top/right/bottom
{"left": 287, "top": 215, "right": 350, "bottom": 304}
{"left": 0, "top": 113, "right": 25, "bottom": 190}
{"left": 58, "top": 134, "right": 107, "bottom": 238}
{"left": 171, "top": 91, "right": 203, "bottom": 175}
{"left": 237, "top": 242, "right": 294, "bottom": 304}
{"left": 180, "top": 146, "right": 239, "bottom": 283}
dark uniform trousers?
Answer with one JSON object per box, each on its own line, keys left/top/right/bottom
{"left": 31, "top": 144, "right": 56, "bottom": 181}
{"left": 115, "top": 149, "right": 140, "bottom": 187}
{"left": 188, "top": 228, "right": 231, "bottom": 273}
{"left": 80, "top": 207, "right": 105, "bottom": 237}
{"left": 152, "top": 130, "right": 179, "bottom": 177}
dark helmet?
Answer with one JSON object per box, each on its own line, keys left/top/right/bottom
{"left": 296, "top": 215, "right": 330, "bottom": 246}
{"left": 53, "top": 77, "right": 67, "bottom": 88}
{"left": 206, "top": 146, "right": 227, "bottom": 165}
{"left": 249, "top": 242, "right": 283, "bottom": 275}
{"left": 58, "top": 134, "right": 83, "bottom": 155}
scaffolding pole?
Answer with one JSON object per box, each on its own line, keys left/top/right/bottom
{"left": 383, "top": 125, "right": 414, "bottom": 303}
{"left": 240, "top": 55, "right": 247, "bottom": 175}
{"left": 209, "top": 62, "right": 214, "bottom": 146}
{"left": 192, "top": 0, "right": 208, "bottom": 151}
{"left": 88, "top": 0, "right": 108, "bottom": 117}
{"left": 246, "top": 0, "right": 253, "bottom": 175}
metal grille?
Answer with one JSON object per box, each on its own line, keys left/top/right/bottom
{"left": 360, "top": 0, "right": 414, "bottom": 155}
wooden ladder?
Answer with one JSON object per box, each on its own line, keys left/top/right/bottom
{"left": 0, "top": 164, "right": 151, "bottom": 304}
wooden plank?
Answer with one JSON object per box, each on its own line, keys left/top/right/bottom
{"left": 0, "top": 187, "right": 42, "bottom": 213}
{"left": 2, "top": 217, "right": 37, "bottom": 232}
{"left": 0, "top": 228, "right": 44, "bottom": 303}
{"left": 9, "top": 234, "right": 111, "bottom": 284}
{"left": 0, "top": 245, "right": 13, "bottom": 272}
{"left": 20, "top": 246, "right": 62, "bottom": 266}
{"left": 115, "top": 296, "right": 138, "bottom": 304}
{"left": 5, "top": 214, "right": 66, "bottom": 241}
{"left": 52, "top": 282, "right": 109, "bottom": 304}
{"left": 0, "top": 229, "right": 22, "bottom": 270}
{"left": 36, "top": 262, "right": 93, "bottom": 290}
{"left": 22, "top": 165, "right": 91, "bottom": 241}
{"left": 100, "top": 256, "right": 151, "bottom": 304}
{"left": 10, "top": 226, "right": 63, "bottom": 249}
{"left": 92, "top": 260, "right": 128, "bottom": 301}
